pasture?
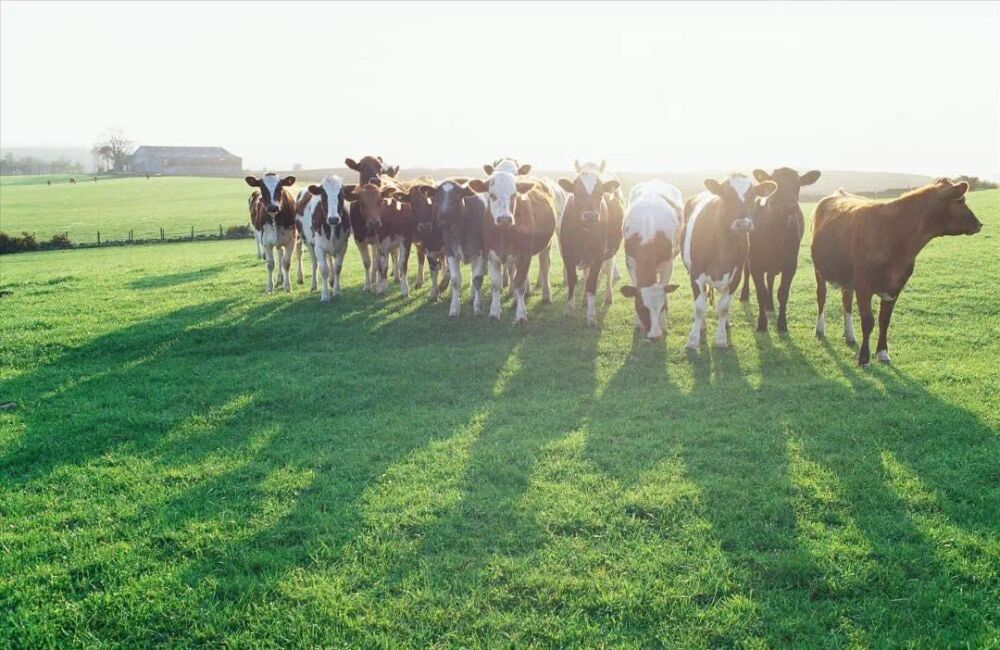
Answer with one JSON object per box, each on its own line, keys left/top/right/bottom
{"left": 0, "top": 189, "right": 998, "bottom": 647}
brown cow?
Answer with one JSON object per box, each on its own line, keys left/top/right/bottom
{"left": 344, "top": 182, "right": 416, "bottom": 297}
{"left": 345, "top": 155, "right": 400, "bottom": 290}
{"left": 812, "top": 179, "right": 982, "bottom": 366}
{"left": 245, "top": 173, "right": 300, "bottom": 293}
{"left": 467, "top": 171, "right": 556, "bottom": 323}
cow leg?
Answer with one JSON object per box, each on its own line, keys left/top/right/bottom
{"left": 428, "top": 255, "right": 441, "bottom": 301}
{"left": 715, "top": 287, "right": 734, "bottom": 348}
{"left": 305, "top": 238, "right": 318, "bottom": 292}
{"left": 489, "top": 255, "right": 503, "bottom": 320}
{"left": 391, "top": 247, "right": 400, "bottom": 283}
{"left": 514, "top": 256, "right": 531, "bottom": 324}
{"left": 294, "top": 237, "right": 305, "bottom": 285}
{"left": 875, "top": 297, "right": 896, "bottom": 363}
{"left": 505, "top": 261, "right": 517, "bottom": 298}
{"left": 447, "top": 255, "right": 463, "bottom": 317}
{"left": 415, "top": 246, "right": 425, "bottom": 290}
{"left": 374, "top": 247, "right": 390, "bottom": 297}
{"left": 439, "top": 266, "right": 450, "bottom": 292}
{"left": 255, "top": 231, "right": 264, "bottom": 259}
{"left": 472, "top": 254, "right": 484, "bottom": 316}
{"left": 564, "top": 263, "right": 578, "bottom": 317}
{"left": 686, "top": 282, "right": 707, "bottom": 350}
{"left": 584, "top": 262, "right": 601, "bottom": 327}
{"left": 357, "top": 240, "right": 373, "bottom": 292}
{"left": 332, "top": 251, "right": 344, "bottom": 298}
{"left": 537, "top": 245, "right": 552, "bottom": 304}
{"left": 603, "top": 259, "right": 614, "bottom": 306}
{"left": 399, "top": 241, "right": 411, "bottom": 298}
{"left": 739, "top": 260, "right": 751, "bottom": 302}
{"left": 815, "top": 269, "right": 827, "bottom": 338}
{"left": 856, "top": 289, "right": 875, "bottom": 367}
{"left": 317, "top": 246, "right": 331, "bottom": 303}
{"left": 766, "top": 273, "right": 776, "bottom": 312}
{"left": 775, "top": 269, "right": 794, "bottom": 333}
{"left": 281, "top": 244, "right": 293, "bottom": 292}
{"left": 264, "top": 244, "right": 276, "bottom": 294}
{"left": 751, "top": 264, "right": 769, "bottom": 332}
{"left": 842, "top": 289, "right": 857, "bottom": 346}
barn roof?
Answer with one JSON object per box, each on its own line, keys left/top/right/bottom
{"left": 132, "top": 145, "right": 239, "bottom": 159}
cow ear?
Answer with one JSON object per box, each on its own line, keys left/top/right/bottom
{"left": 704, "top": 179, "right": 724, "bottom": 196}
{"left": 386, "top": 166, "right": 399, "bottom": 177}
{"left": 601, "top": 179, "right": 620, "bottom": 194}
{"left": 945, "top": 181, "right": 969, "bottom": 199}
{"left": 342, "top": 185, "right": 359, "bottom": 201}
{"left": 244, "top": 176, "right": 260, "bottom": 187}
{"left": 517, "top": 164, "right": 532, "bottom": 175}
{"left": 380, "top": 186, "right": 398, "bottom": 199}
{"left": 467, "top": 179, "right": 489, "bottom": 194}
{"left": 282, "top": 176, "right": 296, "bottom": 186}
{"left": 574, "top": 159, "right": 582, "bottom": 173}
{"left": 663, "top": 283, "right": 680, "bottom": 294}
{"left": 516, "top": 181, "right": 535, "bottom": 195}
{"left": 417, "top": 185, "right": 435, "bottom": 197}
{"left": 752, "top": 169, "right": 770, "bottom": 183}
{"left": 308, "top": 184, "right": 321, "bottom": 195}
{"left": 599, "top": 160, "right": 606, "bottom": 173}
{"left": 482, "top": 164, "right": 495, "bottom": 175}
{"left": 558, "top": 178, "right": 574, "bottom": 193}
{"left": 753, "top": 180, "right": 778, "bottom": 199}
{"left": 620, "top": 285, "right": 638, "bottom": 298}
{"left": 345, "top": 158, "right": 359, "bottom": 171}
{"left": 459, "top": 185, "right": 478, "bottom": 198}
{"left": 799, "top": 170, "right": 821, "bottom": 186}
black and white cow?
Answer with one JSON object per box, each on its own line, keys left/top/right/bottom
{"left": 681, "top": 174, "right": 776, "bottom": 349}
{"left": 295, "top": 175, "right": 353, "bottom": 303}
{"left": 433, "top": 179, "right": 487, "bottom": 317}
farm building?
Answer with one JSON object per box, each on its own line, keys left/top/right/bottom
{"left": 129, "top": 146, "right": 242, "bottom": 176}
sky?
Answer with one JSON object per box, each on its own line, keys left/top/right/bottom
{"left": 2, "top": 1, "right": 998, "bottom": 178}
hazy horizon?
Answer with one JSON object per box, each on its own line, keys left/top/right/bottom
{"left": 2, "top": 1, "right": 998, "bottom": 179}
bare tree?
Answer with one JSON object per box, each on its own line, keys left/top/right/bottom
{"left": 92, "top": 128, "right": 133, "bottom": 173}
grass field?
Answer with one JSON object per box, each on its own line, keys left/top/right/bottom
{"left": 1, "top": 190, "right": 998, "bottom": 647}
{"left": 0, "top": 175, "right": 249, "bottom": 242}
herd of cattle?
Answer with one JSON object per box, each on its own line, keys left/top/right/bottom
{"left": 245, "top": 157, "right": 982, "bottom": 366}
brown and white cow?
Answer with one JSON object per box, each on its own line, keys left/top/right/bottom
{"left": 736, "top": 167, "right": 821, "bottom": 333}
{"left": 557, "top": 160, "right": 624, "bottom": 326}
{"left": 620, "top": 180, "right": 684, "bottom": 341}
{"left": 681, "top": 174, "right": 776, "bottom": 349}
{"left": 467, "top": 171, "right": 557, "bottom": 323}
{"left": 812, "top": 179, "right": 982, "bottom": 366}
{"left": 245, "top": 173, "right": 300, "bottom": 293}
{"left": 433, "top": 179, "right": 487, "bottom": 317}
{"left": 345, "top": 155, "right": 400, "bottom": 290}
{"left": 345, "top": 182, "right": 420, "bottom": 297}
{"left": 295, "top": 175, "right": 353, "bottom": 303}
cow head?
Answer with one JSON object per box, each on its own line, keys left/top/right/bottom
{"left": 704, "top": 173, "right": 776, "bottom": 234}
{"left": 245, "top": 173, "right": 295, "bottom": 216}
{"left": 932, "top": 178, "right": 982, "bottom": 236}
{"left": 620, "top": 281, "right": 680, "bottom": 342}
{"left": 345, "top": 155, "right": 398, "bottom": 186}
{"left": 395, "top": 184, "right": 436, "bottom": 233}
{"left": 753, "top": 168, "right": 820, "bottom": 225}
{"left": 433, "top": 180, "right": 479, "bottom": 231}
{"left": 344, "top": 182, "right": 397, "bottom": 231}
{"left": 467, "top": 173, "right": 535, "bottom": 228}
{"left": 483, "top": 158, "right": 531, "bottom": 176}
{"left": 558, "top": 161, "right": 620, "bottom": 226}
{"left": 307, "top": 175, "right": 349, "bottom": 226}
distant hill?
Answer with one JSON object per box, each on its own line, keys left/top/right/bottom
{"left": 1, "top": 146, "right": 95, "bottom": 172}
{"left": 265, "top": 166, "right": 935, "bottom": 200}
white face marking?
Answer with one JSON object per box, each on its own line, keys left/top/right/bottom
{"left": 580, "top": 172, "right": 598, "bottom": 194}
{"left": 441, "top": 182, "right": 454, "bottom": 193}
{"left": 486, "top": 172, "right": 517, "bottom": 223}
{"left": 728, "top": 174, "right": 752, "bottom": 201}
{"left": 261, "top": 173, "right": 281, "bottom": 206}
{"left": 639, "top": 284, "right": 666, "bottom": 338}
{"left": 321, "top": 175, "right": 344, "bottom": 221}
{"left": 493, "top": 160, "right": 519, "bottom": 174}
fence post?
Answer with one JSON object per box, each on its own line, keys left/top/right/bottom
{"left": 129, "top": 229, "right": 134, "bottom": 243}
{"left": 161, "top": 227, "right": 164, "bottom": 242}
{"left": 97, "top": 230, "right": 101, "bottom": 246}
{"left": 219, "top": 224, "right": 223, "bottom": 237}
{"left": 191, "top": 226, "right": 195, "bottom": 241}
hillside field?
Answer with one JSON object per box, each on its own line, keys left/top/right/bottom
{"left": 0, "top": 190, "right": 998, "bottom": 646}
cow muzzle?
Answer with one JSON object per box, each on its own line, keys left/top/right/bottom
{"left": 730, "top": 218, "right": 754, "bottom": 233}
{"left": 582, "top": 211, "right": 599, "bottom": 223}
{"left": 496, "top": 215, "right": 514, "bottom": 227}
{"left": 366, "top": 220, "right": 381, "bottom": 230}
{"left": 416, "top": 222, "right": 432, "bottom": 233}
{"left": 266, "top": 204, "right": 280, "bottom": 215}
{"left": 327, "top": 216, "right": 341, "bottom": 226}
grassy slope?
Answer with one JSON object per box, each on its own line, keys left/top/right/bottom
{"left": 0, "top": 191, "right": 998, "bottom": 647}
{"left": 0, "top": 176, "right": 249, "bottom": 241}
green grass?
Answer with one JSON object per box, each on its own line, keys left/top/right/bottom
{"left": 1, "top": 191, "right": 998, "bottom": 647}
{"left": 0, "top": 176, "right": 249, "bottom": 242}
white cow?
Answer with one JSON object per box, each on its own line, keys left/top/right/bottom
{"left": 295, "top": 175, "right": 353, "bottom": 302}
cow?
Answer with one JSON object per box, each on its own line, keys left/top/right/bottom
{"left": 245, "top": 173, "right": 300, "bottom": 293}
{"left": 736, "top": 167, "right": 821, "bottom": 333}
{"left": 249, "top": 194, "right": 265, "bottom": 260}
{"left": 467, "top": 171, "right": 557, "bottom": 323}
{"left": 398, "top": 182, "right": 449, "bottom": 301}
{"left": 619, "top": 180, "right": 684, "bottom": 341}
{"left": 46, "top": 180, "right": 51, "bottom": 187}
{"left": 557, "top": 160, "right": 624, "bottom": 326}
{"left": 345, "top": 155, "right": 400, "bottom": 290}
{"left": 295, "top": 175, "right": 353, "bottom": 302}
{"left": 681, "top": 174, "right": 777, "bottom": 349}
{"left": 69, "top": 177, "right": 77, "bottom": 184}
{"left": 812, "top": 178, "right": 982, "bottom": 366}
{"left": 432, "top": 179, "right": 487, "bottom": 317}
{"left": 344, "top": 182, "right": 418, "bottom": 297}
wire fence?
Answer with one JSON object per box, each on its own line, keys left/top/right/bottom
{"left": 0, "top": 224, "right": 254, "bottom": 255}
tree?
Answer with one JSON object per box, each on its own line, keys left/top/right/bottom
{"left": 92, "top": 128, "right": 133, "bottom": 173}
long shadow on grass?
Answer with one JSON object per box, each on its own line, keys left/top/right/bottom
{"left": 127, "top": 264, "right": 227, "bottom": 289}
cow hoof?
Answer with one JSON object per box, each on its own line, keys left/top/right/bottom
{"left": 514, "top": 317, "right": 527, "bottom": 326}
{"left": 586, "top": 318, "right": 597, "bottom": 328}
{"left": 877, "top": 350, "right": 891, "bottom": 363}
{"left": 858, "top": 360, "right": 871, "bottom": 369}
{"left": 449, "top": 312, "right": 459, "bottom": 319}
{"left": 685, "top": 342, "right": 699, "bottom": 351}
{"left": 756, "top": 322, "right": 768, "bottom": 333}
{"left": 604, "top": 296, "right": 613, "bottom": 307}
{"left": 321, "top": 296, "right": 330, "bottom": 304}
{"left": 845, "top": 337, "right": 857, "bottom": 348}
{"left": 490, "top": 313, "right": 501, "bottom": 321}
